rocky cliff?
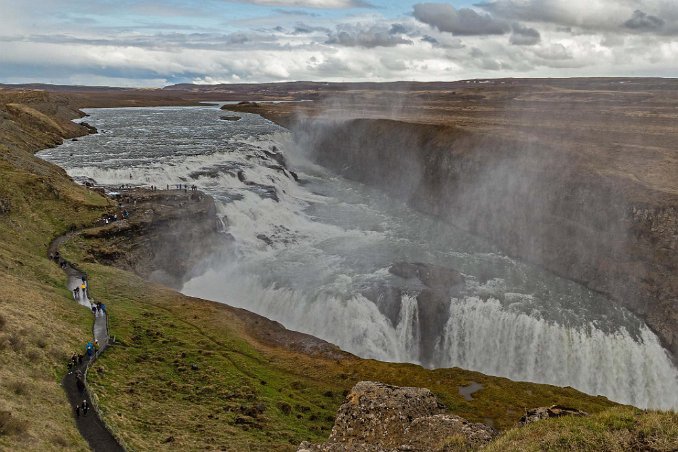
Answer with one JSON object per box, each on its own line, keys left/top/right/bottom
{"left": 228, "top": 82, "right": 678, "bottom": 360}
{"left": 80, "top": 188, "right": 232, "bottom": 289}
{"left": 299, "top": 118, "right": 677, "bottom": 360}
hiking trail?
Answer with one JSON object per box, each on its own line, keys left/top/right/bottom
{"left": 49, "top": 233, "right": 124, "bottom": 452}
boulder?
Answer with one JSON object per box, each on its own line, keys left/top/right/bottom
{"left": 299, "top": 381, "right": 497, "bottom": 451}
{"left": 403, "top": 414, "right": 498, "bottom": 450}
{"left": 519, "top": 405, "right": 589, "bottom": 426}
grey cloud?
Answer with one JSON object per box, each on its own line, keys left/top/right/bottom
{"left": 293, "top": 23, "right": 332, "bottom": 34}
{"left": 421, "top": 35, "right": 439, "bottom": 45}
{"left": 389, "top": 23, "right": 409, "bottom": 35}
{"left": 326, "top": 24, "right": 414, "bottom": 47}
{"left": 624, "top": 10, "right": 665, "bottom": 31}
{"left": 480, "top": 0, "right": 678, "bottom": 35}
{"left": 510, "top": 23, "right": 540, "bottom": 45}
{"left": 413, "top": 3, "right": 509, "bottom": 36}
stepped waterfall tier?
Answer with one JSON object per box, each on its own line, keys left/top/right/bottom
{"left": 39, "top": 104, "right": 678, "bottom": 411}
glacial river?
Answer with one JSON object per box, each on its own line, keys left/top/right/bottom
{"left": 38, "top": 105, "right": 678, "bottom": 410}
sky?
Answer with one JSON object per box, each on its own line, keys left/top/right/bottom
{"left": 0, "top": 0, "right": 676, "bottom": 87}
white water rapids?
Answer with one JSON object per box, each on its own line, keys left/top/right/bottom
{"left": 38, "top": 105, "right": 678, "bottom": 410}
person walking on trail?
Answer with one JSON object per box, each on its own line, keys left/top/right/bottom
{"left": 73, "top": 287, "right": 79, "bottom": 300}
{"left": 86, "top": 341, "right": 94, "bottom": 358}
{"left": 91, "top": 305, "right": 97, "bottom": 316}
{"left": 94, "top": 340, "right": 100, "bottom": 355}
{"left": 81, "top": 400, "right": 89, "bottom": 416}
{"left": 74, "top": 404, "right": 80, "bottom": 418}
{"left": 81, "top": 282, "right": 87, "bottom": 299}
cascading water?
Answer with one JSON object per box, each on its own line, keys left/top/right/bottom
{"left": 38, "top": 105, "right": 678, "bottom": 410}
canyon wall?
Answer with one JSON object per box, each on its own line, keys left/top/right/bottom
{"left": 289, "top": 117, "right": 677, "bottom": 360}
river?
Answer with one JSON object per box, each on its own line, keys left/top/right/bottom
{"left": 38, "top": 104, "right": 678, "bottom": 410}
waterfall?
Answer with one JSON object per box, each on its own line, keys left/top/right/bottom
{"left": 435, "top": 297, "right": 678, "bottom": 410}
{"left": 41, "top": 105, "right": 678, "bottom": 412}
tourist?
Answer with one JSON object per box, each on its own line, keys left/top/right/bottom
{"left": 86, "top": 341, "right": 94, "bottom": 357}
{"left": 81, "top": 400, "right": 89, "bottom": 416}
{"left": 91, "top": 305, "right": 97, "bottom": 316}
{"left": 74, "top": 404, "right": 80, "bottom": 418}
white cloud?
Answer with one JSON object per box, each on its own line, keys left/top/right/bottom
{"left": 0, "top": 0, "right": 677, "bottom": 86}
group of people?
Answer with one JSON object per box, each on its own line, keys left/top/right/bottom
{"left": 73, "top": 278, "right": 88, "bottom": 300}
{"left": 91, "top": 301, "right": 106, "bottom": 317}
{"left": 67, "top": 352, "right": 84, "bottom": 370}
{"left": 85, "top": 339, "right": 100, "bottom": 358}
{"left": 74, "top": 399, "right": 90, "bottom": 418}
{"left": 49, "top": 251, "right": 69, "bottom": 269}
{"left": 99, "top": 209, "right": 129, "bottom": 225}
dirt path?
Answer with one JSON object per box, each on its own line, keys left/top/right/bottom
{"left": 49, "top": 234, "right": 124, "bottom": 452}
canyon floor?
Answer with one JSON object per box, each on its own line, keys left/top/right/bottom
{"left": 0, "top": 82, "right": 676, "bottom": 451}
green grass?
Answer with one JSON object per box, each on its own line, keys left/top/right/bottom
{"left": 484, "top": 406, "right": 678, "bottom": 451}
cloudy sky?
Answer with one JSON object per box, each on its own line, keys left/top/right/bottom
{"left": 0, "top": 0, "right": 676, "bottom": 86}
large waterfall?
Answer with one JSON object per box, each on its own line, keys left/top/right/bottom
{"left": 39, "top": 105, "right": 678, "bottom": 410}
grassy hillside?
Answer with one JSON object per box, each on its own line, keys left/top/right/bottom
{"left": 0, "top": 86, "right": 674, "bottom": 451}
{"left": 0, "top": 88, "right": 112, "bottom": 450}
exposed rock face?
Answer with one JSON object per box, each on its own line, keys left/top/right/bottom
{"left": 298, "top": 381, "right": 497, "bottom": 452}
{"left": 519, "top": 405, "right": 588, "bottom": 426}
{"left": 292, "top": 117, "right": 678, "bottom": 360}
{"left": 364, "top": 262, "right": 464, "bottom": 366}
{"left": 82, "top": 188, "right": 232, "bottom": 288}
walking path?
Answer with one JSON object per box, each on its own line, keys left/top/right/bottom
{"left": 49, "top": 234, "right": 124, "bottom": 452}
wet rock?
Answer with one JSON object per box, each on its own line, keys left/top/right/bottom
{"left": 389, "top": 262, "right": 464, "bottom": 290}
{"left": 257, "top": 234, "right": 273, "bottom": 246}
{"left": 220, "top": 115, "right": 241, "bottom": 121}
{"left": 237, "top": 170, "right": 247, "bottom": 183}
{"left": 290, "top": 170, "right": 299, "bottom": 182}
{"left": 361, "top": 284, "right": 403, "bottom": 327}
{"left": 416, "top": 289, "right": 451, "bottom": 366}
{"left": 299, "top": 381, "right": 497, "bottom": 452}
{"left": 80, "top": 122, "right": 97, "bottom": 134}
{"left": 519, "top": 405, "right": 589, "bottom": 426}
{"left": 388, "top": 262, "right": 465, "bottom": 366}
{"left": 264, "top": 147, "right": 287, "bottom": 167}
